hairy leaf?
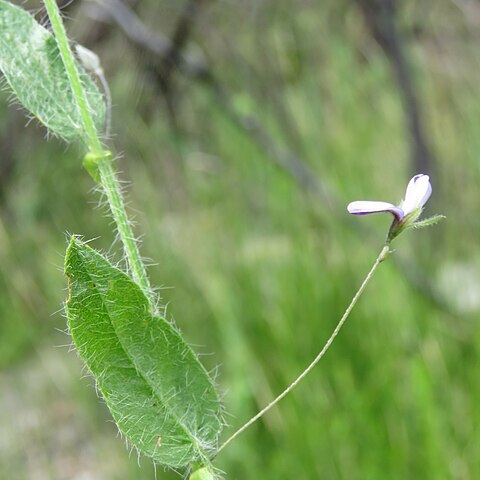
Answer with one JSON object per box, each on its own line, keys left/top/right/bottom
{"left": 0, "top": 1, "right": 105, "bottom": 140}
{"left": 65, "top": 238, "right": 222, "bottom": 468}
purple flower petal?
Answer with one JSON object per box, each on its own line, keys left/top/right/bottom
{"left": 347, "top": 201, "right": 404, "bottom": 220}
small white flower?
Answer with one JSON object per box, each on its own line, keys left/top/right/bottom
{"left": 348, "top": 174, "right": 431, "bottom": 220}
{"left": 347, "top": 174, "right": 442, "bottom": 242}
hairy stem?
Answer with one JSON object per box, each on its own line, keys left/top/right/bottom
{"left": 97, "top": 158, "right": 151, "bottom": 296}
{"left": 43, "top": 0, "right": 151, "bottom": 298}
{"left": 217, "top": 244, "right": 390, "bottom": 454}
{"left": 43, "top": 0, "right": 101, "bottom": 152}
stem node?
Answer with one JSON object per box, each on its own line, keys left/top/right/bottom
{"left": 83, "top": 150, "right": 111, "bottom": 183}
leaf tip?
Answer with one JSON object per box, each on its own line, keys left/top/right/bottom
{"left": 65, "top": 235, "right": 79, "bottom": 270}
{"left": 64, "top": 234, "right": 90, "bottom": 279}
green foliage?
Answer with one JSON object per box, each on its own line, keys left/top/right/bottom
{"left": 412, "top": 214, "right": 447, "bottom": 229}
{"left": 189, "top": 467, "right": 216, "bottom": 480}
{"left": 64, "top": 238, "right": 222, "bottom": 468}
{"left": 0, "top": 0, "right": 105, "bottom": 140}
{"left": 1, "top": 0, "right": 480, "bottom": 478}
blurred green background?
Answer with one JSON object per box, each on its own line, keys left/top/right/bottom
{"left": 1, "top": 0, "right": 479, "bottom": 478}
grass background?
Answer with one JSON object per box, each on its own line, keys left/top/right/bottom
{"left": 0, "top": 0, "right": 479, "bottom": 478}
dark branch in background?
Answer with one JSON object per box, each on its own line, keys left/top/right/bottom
{"left": 86, "top": 0, "right": 449, "bottom": 313}
{"left": 354, "top": 0, "right": 434, "bottom": 175}
{"left": 157, "top": 0, "right": 209, "bottom": 95}
{"left": 86, "top": 0, "right": 210, "bottom": 127}
{"left": 87, "top": 0, "right": 333, "bottom": 204}
{"left": 155, "top": 0, "right": 209, "bottom": 128}
{"left": 86, "top": 0, "right": 208, "bottom": 78}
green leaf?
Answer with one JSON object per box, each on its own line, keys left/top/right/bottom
{"left": 412, "top": 214, "right": 446, "bottom": 229}
{"left": 0, "top": 1, "right": 105, "bottom": 140}
{"left": 65, "top": 238, "right": 222, "bottom": 468}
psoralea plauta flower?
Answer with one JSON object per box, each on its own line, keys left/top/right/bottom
{"left": 347, "top": 174, "right": 444, "bottom": 243}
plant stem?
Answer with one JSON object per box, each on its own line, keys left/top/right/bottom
{"left": 216, "top": 244, "right": 390, "bottom": 454}
{"left": 43, "top": 0, "right": 102, "bottom": 153}
{"left": 97, "top": 158, "right": 151, "bottom": 296}
{"left": 43, "top": 0, "right": 151, "bottom": 298}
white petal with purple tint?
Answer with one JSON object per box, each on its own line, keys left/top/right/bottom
{"left": 401, "top": 174, "right": 432, "bottom": 216}
{"left": 347, "top": 201, "right": 404, "bottom": 220}
{"left": 347, "top": 173, "right": 441, "bottom": 242}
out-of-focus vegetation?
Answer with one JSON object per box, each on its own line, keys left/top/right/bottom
{"left": 1, "top": 0, "right": 479, "bottom": 478}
